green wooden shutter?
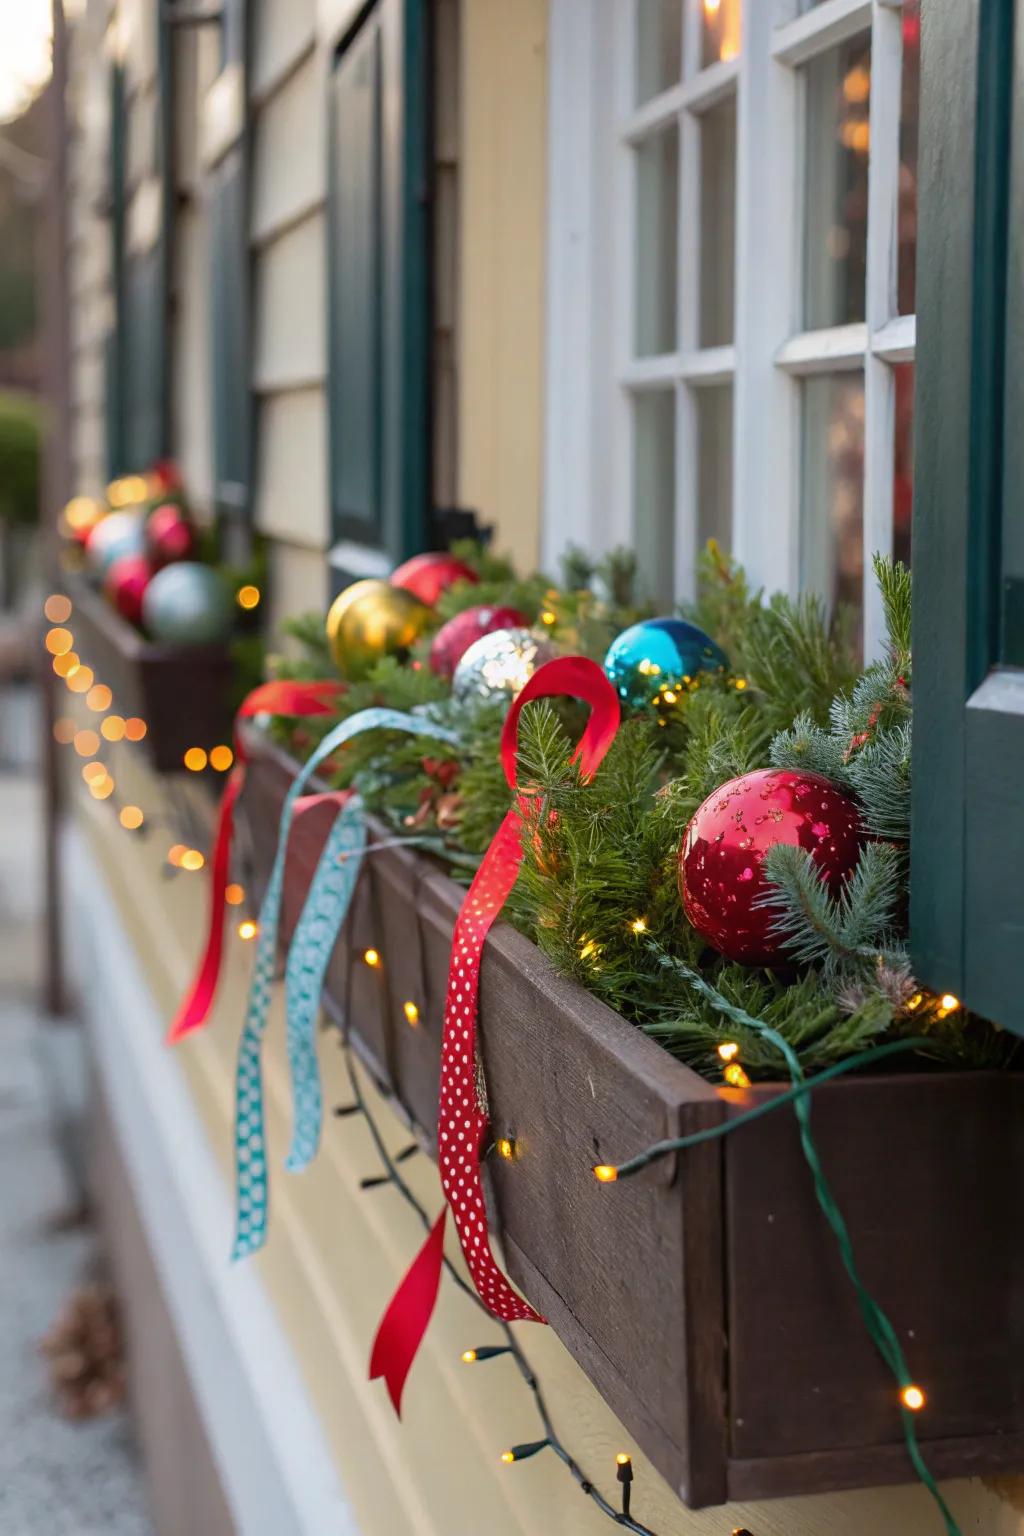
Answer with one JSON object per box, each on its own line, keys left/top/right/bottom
{"left": 911, "top": 0, "right": 1024, "bottom": 1030}
{"left": 327, "top": 0, "right": 431, "bottom": 584}
{"left": 107, "top": 13, "right": 174, "bottom": 473}
{"left": 210, "top": 0, "right": 251, "bottom": 549}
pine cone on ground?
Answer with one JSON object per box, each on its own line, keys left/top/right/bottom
{"left": 40, "top": 1284, "right": 127, "bottom": 1420}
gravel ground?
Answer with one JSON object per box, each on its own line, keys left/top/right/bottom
{"left": 0, "top": 754, "right": 153, "bottom": 1536}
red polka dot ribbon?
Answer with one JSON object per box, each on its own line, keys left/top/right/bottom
{"left": 370, "top": 656, "right": 620, "bottom": 1414}
{"left": 168, "top": 679, "right": 344, "bottom": 1045}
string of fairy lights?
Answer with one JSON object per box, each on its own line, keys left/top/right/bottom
{"left": 350, "top": 941, "right": 767, "bottom": 1536}
{"left": 43, "top": 589, "right": 262, "bottom": 942}
{"left": 333, "top": 1023, "right": 677, "bottom": 1536}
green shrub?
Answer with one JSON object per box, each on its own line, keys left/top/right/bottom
{"left": 0, "top": 391, "right": 41, "bottom": 527}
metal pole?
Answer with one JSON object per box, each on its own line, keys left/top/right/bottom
{"left": 40, "top": 0, "right": 72, "bottom": 1019}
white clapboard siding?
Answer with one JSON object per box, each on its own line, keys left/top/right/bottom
{"left": 253, "top": 213, "right": 328, "bottom": 393}
{"left": 254, "top": 388, "right": 329, "bottom": 549}
{"left": 267, "top": 541, "right": 329, "bottom": 642}
{"left": 252, "top": 0, "right": 318, "bottom": 103}
{"left": 72, "top": 409, "right": 106, "bottom": 490}
{"left": 251, "top": 52, "right": 326, "bottom": 247}
{"left": 122, "top": 0, "right": 158, "bottom": 95}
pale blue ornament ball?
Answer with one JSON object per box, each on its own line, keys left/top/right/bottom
{"left": 86, "top": 510, "right": 147, "bottom": 578}
{"left": 603, "top": 617, "right": 729, "bottom": 714}
{"left": 142, "top": 562, "right": 233, "bottom": 645}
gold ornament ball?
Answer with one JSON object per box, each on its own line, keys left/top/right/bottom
{"left": 326, "top": 578, "right": 430, "bottom": 677}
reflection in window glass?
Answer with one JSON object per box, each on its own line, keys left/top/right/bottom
{"left": 893, "top": 363, "right": 914, "bottom": 569}
{"left": 636, "top": 0, "right": 683, "bottom": 105}
{"left": 802, "top": 374, "right": 865, "bottom": 650}
{"left": 634, "top": 391, "right": 676, "bottom": 606}
{"left": 699, "top": 95, "right": 736, "bottom": 347}
{"left": 635, "top": 124, "right": 679, "bottom": 357}
{"left": 697, "top": 385, "right": 733, "bottom": 552}
{"left": 700, "top": 0, "right": 740, "bottom": 67}
{"left": 803, "top": 36, "right": 871, "bottom": 330}
{"left": 898, "top": 0, "right": 920, "bottom": 314}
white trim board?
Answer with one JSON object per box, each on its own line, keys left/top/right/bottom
{"left": 65, "top": 826, "right": 361, "bottom": 1536}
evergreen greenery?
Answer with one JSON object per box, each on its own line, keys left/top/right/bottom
{"left": 264, "top": 544, "right": 1012, "bottom": 1082}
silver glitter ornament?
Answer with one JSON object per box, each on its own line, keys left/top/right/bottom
{"left": 451, "top": 627, "right": 555, "bottom": 705}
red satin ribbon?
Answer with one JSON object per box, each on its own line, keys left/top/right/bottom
{"left": 370, "top": 656, "right": 620, "bottom": 1414}
{"left": 167, "top": 679, "right": 343, "bottom": 1045}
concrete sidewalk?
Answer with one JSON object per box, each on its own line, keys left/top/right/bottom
{"left": 0, "top": 758, "right": 154, "bottom": 1536}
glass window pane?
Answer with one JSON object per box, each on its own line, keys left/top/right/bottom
{"left": 893, "top": 362, "right": 914, "bottom": 569}
{"left": 697, "top": 384, "right": 732, "bottom": 551}
{"left": 635, "top": 123, "right": 679, "bottom": 357}
{"left": 700, "top": 0, "right": 740, "bottom": 67}
{"left": 699, "top": 95, "right": 736, "bottom": 347}
{"left": 801, "top": 374, "right": 865, "bottom": 649}
{"left": 634, "top": 391, "right": 677, "bottom": 606}
{"left": 803, "top": 36, "right": 871, "bottom": 330}
{"left": 636, "top": 0, "right": 683, "bottom": 106}
{"left": 898, "top": 0, "right": 921, "bottom": 314}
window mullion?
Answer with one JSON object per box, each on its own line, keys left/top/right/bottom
{"left": 732, "top": 0, "right": 800, "bottom": 596}
{"left": 863, "top": 1, "right": 904, "bottom": 656}
{"left": 675, "top": 382, "right": 700, "bottom": 600}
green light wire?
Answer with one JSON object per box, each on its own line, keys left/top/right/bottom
{"left": 639, "top": 953, "right": 962, "bottom": 1536}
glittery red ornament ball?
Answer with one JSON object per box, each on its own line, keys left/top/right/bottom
{"left": 679, "top": 767, "right": 864, "bottom": 966}
{"left": 429, "top": 604, "right": 528, "bottom": 679}
{"left": 146, "top": 502, "right": 197, "bottom": 569}
{"left": 391, "top": 552, "right": 478, "bottom": 607}
{"left": 105, "top": 553, "right": 153, "bottom": 628}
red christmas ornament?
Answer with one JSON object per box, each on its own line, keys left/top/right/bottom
{"left": 679, "top": 768, "right": 864, "bottom": 966}
{"left": 105, "top": 554, "right": 153, "bottom": 627}
{"left": 391, "top": 552, "right": 478, "bottom": 607}
{"left": 149, "top": 459, "right": 182, "bottom": 497}
{"left": 146, "top": 502, "right": 197, "bottom": 568}
{"left": 429, "top": 603, "right": 527, "bottom": 678}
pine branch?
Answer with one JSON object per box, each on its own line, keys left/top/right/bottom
{"left": 874, "top": 553, "right": 912, "bottom": 676}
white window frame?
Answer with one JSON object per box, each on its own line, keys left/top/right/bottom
{"left": 544, "top": 0, "right": 916, "bottom": 658}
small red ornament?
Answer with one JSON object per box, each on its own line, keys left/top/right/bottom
{"left": 149, "top": 459, "right": 182, "bottom": 497}
{"left": 679, "top": 768, "right": 864, "bottom": 966}
{"left": 105, "top": 554, "right": 153, "bottom": 627}
{"left": 146, "top": 502, "right": 197, "bottom": 568}
{"left": 391, "top": 552, "right": 478, "bottom": 607}
{"left": 429, "top": 603, "right": 527, "bottom": 678}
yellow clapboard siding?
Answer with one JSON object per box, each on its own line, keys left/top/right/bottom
{"left": 458, "top": 0, "right": 547, "bottom": 575}
{"left": 253, "top": 213, "right": 328, "bottom": 392}
{"left": 253, "top": 387, "right": 329, "bottom": 549}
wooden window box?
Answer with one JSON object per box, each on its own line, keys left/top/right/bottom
{"left": 67, "top": 575, "right": 234, "bottom": 773}
{"left": 241, "top": 726, "right": 1024, "bottom": 1509}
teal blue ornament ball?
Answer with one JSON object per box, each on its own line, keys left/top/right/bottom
{"left": 603, "top": 617, "right": 728, "bottom": 714}
{"left": 142, "top": 562, "right": 233, "bottom": 645}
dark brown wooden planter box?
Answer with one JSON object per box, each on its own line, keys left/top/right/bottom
{"left": 67, "top": 574, "right": 234, "bottom": 773}
{"left": 240, "top": 725, "right": 1024, "bottom": 1509}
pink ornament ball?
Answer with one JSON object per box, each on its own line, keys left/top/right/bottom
{"left": 105, "top": 553, "right": 154, "bottom": 628}
{"left": 429, "top": 604, "right": 528, "bottom": 679}
{"left": 146, "top": 502, "right": 198, "bottom": 569}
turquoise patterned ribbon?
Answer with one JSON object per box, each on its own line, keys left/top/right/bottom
{"left": 233, "top": 708, "right": 459, "bottom": 1261}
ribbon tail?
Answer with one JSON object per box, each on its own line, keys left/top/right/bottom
{"left": 370, "top": 1210, "right": 447, "bottom": 1417}
{"left": 284, "top": 792, "right": 364, "bottom": 1173}
{"left": 167, "top": 768, "right": 242, "bottom": 1044}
